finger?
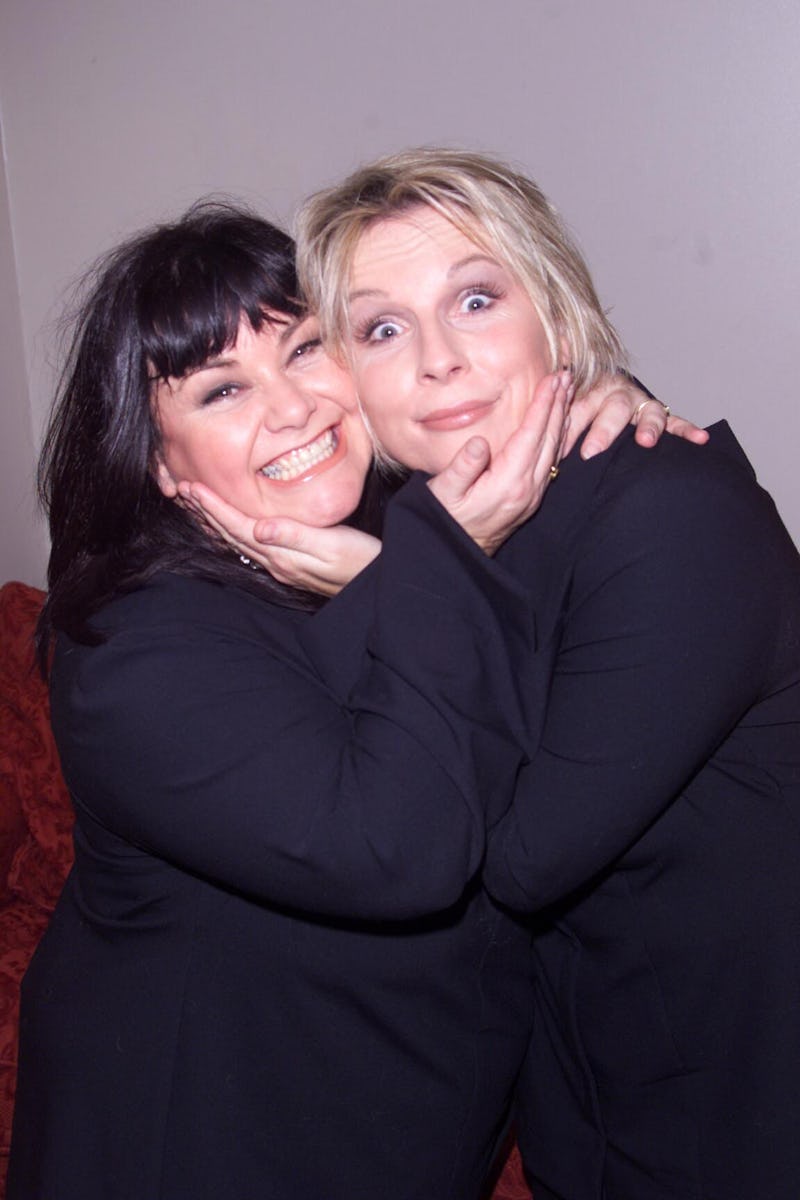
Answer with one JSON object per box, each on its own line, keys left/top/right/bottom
{"left": 549, "top": 373, "right": 574, "bottom": 468}
{"left": 665, "top": 414, "right": 710, "bottom": 444}
{"left": 578, "top": 386, "right": 636, "bottom": 460}
{"left": 525, "top": 371, "right": 569, "bottom": 489}
{"left": 632, "top": 398, "right": 669, "bottom": 448}
{"left": 483, "top": 372, "right": 566, "bottom": 528}
{"left": 428, "top": 437, "right": 491, "bottom": 507}
{"left": 554, "top": 380, "right": 575, "bottom": 466}
{"left": 500, "top": 371, "right": 568, "bottom": 481}
{"left": 252, "top": 517, "right": 320, "bottom": 552}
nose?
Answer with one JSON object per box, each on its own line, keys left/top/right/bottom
{"left": 261, "top": 378, "right": 316, "bottom": 432}
{"left": 417, "top": 320, "right": 467, "bottom": 383}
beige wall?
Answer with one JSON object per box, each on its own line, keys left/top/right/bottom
{"left": 0, "top": 118, "right": 46, "bottom": 585}
{"left": 0, "top": 0, "right": 797, "bottom": 586}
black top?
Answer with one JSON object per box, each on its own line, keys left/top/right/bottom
{"left": 9, "top": 477, "right": 537, "bottom": 1200}
{"left": 486, "top": 423, "right": 800, "bottom": 1199}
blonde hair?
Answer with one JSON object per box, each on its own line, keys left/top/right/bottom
{"left": 295, "top": 147, "right": 627, "bottom": 395}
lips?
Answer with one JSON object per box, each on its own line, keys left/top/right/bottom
{"left": 418, "top": 399, "right": 496, "bottom": 433}
{"left": 260, "top": 427, "right": 339, "bottom": 482}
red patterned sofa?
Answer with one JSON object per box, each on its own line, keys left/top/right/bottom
{"left": 0, "top": 580, "right": 531, "bottom": 1199}
{"left": 0, "top": 582, "right": 75, "bottom": 1197}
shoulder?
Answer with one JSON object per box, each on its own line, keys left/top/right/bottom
{"left": 516, "top": 422, "right": 771, "bottom": 577}
{"left": 508, "top": 419, "right": 799, "bottom": 632}
{"left": 90, "top": 572, "right": 300, "bottom": 641}
{"left": 49, "top": 572, "right": 321, "bottom": 776}
{"left": 565, "top": 424, "right": 800, "bottom": 641}
{"left": 599, "top": 420, "right": 754, "bottom": 501}
{"left": 575, "top": 421, "right": 785, "bottom": 553}
{"left": 53, "top": 573, "right": 307, "bottom": 700}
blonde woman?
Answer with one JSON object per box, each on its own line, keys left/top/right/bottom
{"left": 212, "top": 150, "right": 800, "bottom": 1200}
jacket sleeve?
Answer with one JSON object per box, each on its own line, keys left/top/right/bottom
{"left": 56, "top": 475, "right": 536, "bottom": 921}
{"left": 484, "top": 433, "right": 799, "bottom": 911}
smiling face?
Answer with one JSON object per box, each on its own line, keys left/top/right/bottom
{"left": 346, "top": 206, "right": 558, "bottom": 474}
{"left": 154, "top": 314, "right": 373, "bottom": 527}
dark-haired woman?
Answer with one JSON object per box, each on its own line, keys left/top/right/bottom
{"left": 8, "top": 203, "right": 683, "bottom": 1200}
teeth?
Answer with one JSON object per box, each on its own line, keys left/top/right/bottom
{"left": 261, "top": 429, "right": 337, "bottom": 481}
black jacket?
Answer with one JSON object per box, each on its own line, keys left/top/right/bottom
{"left": 9, "top": 478, "right": 536, "bottom": 1200}
{"left": 487, "top": 423, "right": 800, "bottom": 1199}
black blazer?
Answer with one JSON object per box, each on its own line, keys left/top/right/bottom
{"left": 9, "top": 478, "right": 536, "bottom": 1200}
{"left": 485, "top": 423, "right": 800, "bottom": 1199}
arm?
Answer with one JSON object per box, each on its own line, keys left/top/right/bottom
{"left": 58, "top": 477, "right": 535, "bottom": 922}
{"left": 484, "top": 434, "right": 783, "bottom": 911}
{"left": 567, "top": 373, "right": 709, "bottom": 460}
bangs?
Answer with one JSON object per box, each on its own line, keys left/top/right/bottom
{"left": 136, "top": 218, "right": 304, "bottom": 382}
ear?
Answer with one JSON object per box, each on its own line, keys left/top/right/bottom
{"left": 154, "top": 454, "right": 179, "bottom": 499}
{"left": 558, "top": 334, "right": 571, "bottom": 373}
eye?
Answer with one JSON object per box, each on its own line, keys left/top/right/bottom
{"left": 459, "top": 285, "right": 502, "bottom": 314}
{"left": 289, "top": 337, "right": 322, "bottom": 361}
{"left": 201, "top": 382, "right": 240, "bottom": 406}
{"left": 355, "top": 318, "right": 403, "bottom": 343}
{"left": 372, "top": 321, "right": 402, "bottom": 341}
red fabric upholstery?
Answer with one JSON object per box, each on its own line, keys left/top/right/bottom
{"left": 0, "top": 583, "right": 75, "bottom": 1197}
{"left": 489, "top": 1140, "right": 532, "bottom": 1199}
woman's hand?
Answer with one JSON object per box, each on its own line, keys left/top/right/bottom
{"left": 177, "top": 483, "right": 381, "bottom": 596}
{"left": 427, "top": 370, "right": 571, "bottom": 555}
{"left": 568, "top": 375, "right": 709, "bottom": 460}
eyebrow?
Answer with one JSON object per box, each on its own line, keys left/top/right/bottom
{"left": 183, "top": 352, "right": 239, "bottom": 376}
{"left": 180, "top": 317, "right": 304, "bottom": 377}
{"left": 348, "top": 253, "right": 503, "bottom": 302}
{"left": 183, "top": 355, "right": 238, "bottom": 378}
{"left": 277, "top": 316, "right": 307, "bottom": 343}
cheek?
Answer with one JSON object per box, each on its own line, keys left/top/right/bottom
{"left": 180, "top": 439, "right": 232, "bottom": 481}
{"left": 354, "top": 351, "right": 403, "bottom": 400}
{"left": 159, "top": 433, "right": 196, "bottom": 481}
{"left": 501, "top": 335, "right": 552, "bottom": 398}
{"left": 163, "top": 435, "right": 202, "bottom": 476}
{"left": 479, "top": 348, "right": 551, "bottom": 453}
{"left": 361, "top": 401, "right": 393, "bottom": 445}
{"left": 356, "top": 364, "right": 413, "bottom": 440}
{"left": 164, "top": 427, "right": 253, "bottom": 500}
{"left": 270, "top": 469, "right": 366, "bottom": 528}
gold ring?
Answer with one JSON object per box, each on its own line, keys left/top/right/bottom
{"left": 634, "top": 398, "right": 671, "bottom": 421}
{"left": 549, "top": 464, "right": 560, "bottom": 480}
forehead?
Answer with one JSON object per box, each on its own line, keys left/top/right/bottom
{"left": 350, "top": 207, "right": 502, "bottom": 288}
{"left": 224, "top": 314, "right": 294, "bottom": 356}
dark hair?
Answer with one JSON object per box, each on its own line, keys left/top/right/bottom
{"left": 37, "top": 200, "right": 355, "bottom": 669}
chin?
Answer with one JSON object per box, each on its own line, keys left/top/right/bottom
{"left": 299, "top": 483, "right": 363, "bottom": 529}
